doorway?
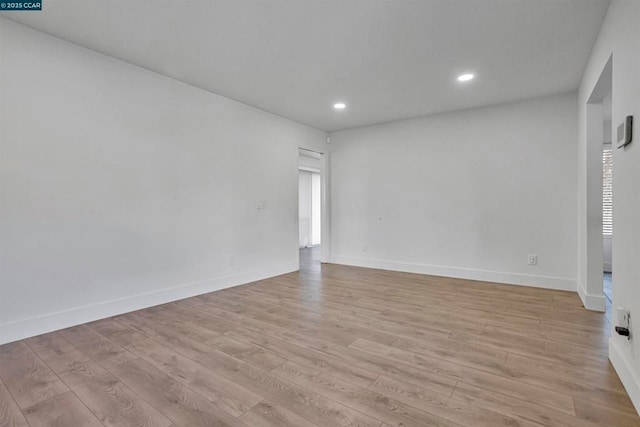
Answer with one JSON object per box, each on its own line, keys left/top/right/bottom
{"left": 298, "top": 148, "right": 324, "bottom": 272}
{"left": 299, "top": 169, "right": 321, "bottom": 248}
{"left": 583, "top": 55, "right": 612, "bottom": 314}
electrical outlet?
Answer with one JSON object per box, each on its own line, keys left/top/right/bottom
{"left": 528, "top": 255, "right": 537, "bottom": 266}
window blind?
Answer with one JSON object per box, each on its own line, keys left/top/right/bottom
{"left": 603, "top": 146, "right": 613, "bottom": 236}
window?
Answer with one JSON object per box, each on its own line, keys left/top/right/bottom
{"left": 603, "top": 145, "right": 613, "bottom": 236}
{"left": 299, "top": 170, "right": 321, "bottom": 247}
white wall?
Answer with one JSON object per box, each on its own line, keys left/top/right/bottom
{"left": 0, "top": 19, "right": 327, "bottom": 344}
{"left": 329, "top": 93, "right": 578, "bottom": 291}
{"left": 578, "top": 0, "right": 640, "bottom": 413}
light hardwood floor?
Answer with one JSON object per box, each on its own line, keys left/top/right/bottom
{"left": 1, "top": 247, "right": 638, "bottom": 426}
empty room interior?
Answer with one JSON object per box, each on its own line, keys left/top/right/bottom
{"left": 1, "top": 1, "right": 639, "bottom": 426}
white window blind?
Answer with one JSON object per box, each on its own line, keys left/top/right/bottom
{"left": 298, "top": 170, "right": 321, "bottom": 247}
{"left": 603, "top": 146, "right": 613, "bottom": 236}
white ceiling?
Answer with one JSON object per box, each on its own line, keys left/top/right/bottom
{"left": 7, "top": 0, "right": 609, "bottom": 132}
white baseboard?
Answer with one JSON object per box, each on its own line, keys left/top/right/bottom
{"left": 610, "top": 338, "right": 640, "bottom": 416}
{"left": 577, "top": 280, "right": 606, "bottom": 312}
{"left": 330, "top": 255, "right": 576, "bottom": 292}
{"left": 0, "top": 261, "right": 298, "bottom": 345}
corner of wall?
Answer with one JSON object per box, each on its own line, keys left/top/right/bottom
{"left": 577, "top": 279, "right": 606, "bottom": 311}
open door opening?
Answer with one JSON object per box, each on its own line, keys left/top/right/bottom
{"left": 583, "top": 55, "right": 612, "bottom": 314}
{"left": 298, "top": 148, "right": 323, "bottom": 272}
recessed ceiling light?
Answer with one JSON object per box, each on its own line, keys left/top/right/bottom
{"left": 333, "top": 102, "right": 346, "bottom": 110}
{"left": 457, "top": 73, "right": 475, "bottom": 82}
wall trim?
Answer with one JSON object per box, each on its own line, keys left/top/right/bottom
{"left": 577, "top": 279, "right": 606, "bottom": 312}
{"left": 610, "top": 338, "right": 640, "bottom": 416}
{"left": 330, "top": 255, "right": 576, "bottom": 292}
{"left": 0, "top": 261, "right": 298, "bottom": 345}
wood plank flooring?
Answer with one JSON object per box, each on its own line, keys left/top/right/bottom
{"left": 1, "top": 246, "right": 638, "bottom": 426}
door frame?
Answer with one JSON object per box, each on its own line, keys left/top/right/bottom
{"left": 298, "top": 147, "right": 330, "bottom": 264}
{"left": 580, "top": 55, "right": 612, "bottom": 312}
